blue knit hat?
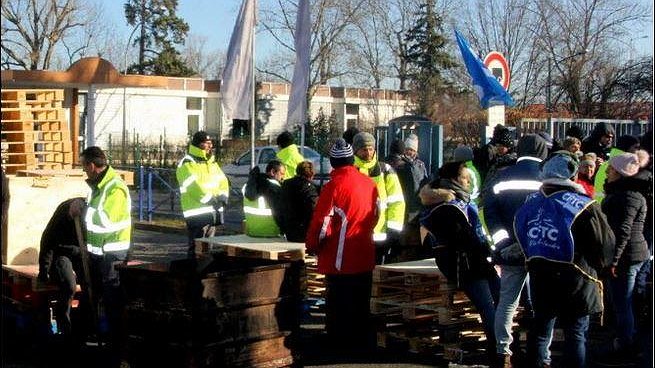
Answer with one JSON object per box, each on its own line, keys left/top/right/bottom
{"left": 541, "top": 151, "right": 579, "bottom": 180}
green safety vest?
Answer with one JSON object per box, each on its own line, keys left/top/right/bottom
{"left": 354, "top": 155, "right": 405, "bottom": 241}
{"left": 465, "top": 160, "right": 482, "bottom": 204}
{"left": 176, "top": 145, "right": 230, "bottom": 219}
{"left": 593, "top": 147, "right": 624, "bottom": 203}
{"left": 276, "top": 144, "right": 305, "bottom": 180}
{"left": 242, "top": 183, "right": 281, "bottom": 237}
{"left": 85, "top": 166, "right": 131, "bottom": 256}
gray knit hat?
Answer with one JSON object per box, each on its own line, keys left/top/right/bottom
{"left": 352, "top": 132, "right": 376, "bottom": 153}
{"left": 404, "top": 134, "right": 419, "bottom": 151}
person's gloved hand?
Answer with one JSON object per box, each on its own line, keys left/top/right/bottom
{"left": 37, "top": 269, "right": 49, "bottom": 283}
{"left": 212, "top": 195, "right": 228, "bottom": 211}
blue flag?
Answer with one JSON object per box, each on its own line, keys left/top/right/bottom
{"left": 454, "top": 29, "right": 515, "bottom": 109}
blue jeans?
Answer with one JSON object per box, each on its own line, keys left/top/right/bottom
{"left": 610, "top": 261, "right": 645, "bottom": 349}
{"left": 463, "top": 275, "right": 500, "bottom": 352}
{"left": 494, "top": 265, "right": 530, "bottom": 355}
{"left": 533, "top": 313, "right": 589, "bottom": 367}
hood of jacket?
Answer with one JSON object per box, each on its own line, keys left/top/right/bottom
{"left": 419, "top": 185, "right": 455, "bottom": 206}
{"left": 517, "top": 134, "right": 548, "bottom": 160}
{"left": 589, "top": 122, "right": 615, "bottom": 140}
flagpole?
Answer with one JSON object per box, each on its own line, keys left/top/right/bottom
{"left": 249, "top": 0, "right": 257, "bottom": 169}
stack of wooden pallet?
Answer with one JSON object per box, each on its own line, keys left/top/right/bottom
{"left": 372, "top": 258, "right": 486, "bottom": 362}
{"left": 303, "top": 255, "right": 326, "bottom": 299}
{"left": 1, "top": 89, "right": 72, "bottom": 174}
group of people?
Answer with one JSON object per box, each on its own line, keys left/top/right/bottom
{"left": 424, "top": 123, "right": 652, "bottom": 368}
{"left": 33, "top": 121, "right": 652, "bottom": 368}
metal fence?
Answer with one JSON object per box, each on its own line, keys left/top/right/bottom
{"left": 518, "top": 118, "right": 650, "bottom": 141}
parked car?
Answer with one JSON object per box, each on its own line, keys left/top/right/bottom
{"left": 222, "top": 145, "right": 332, "bottom": 191}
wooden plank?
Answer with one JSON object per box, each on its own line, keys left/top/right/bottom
{"left": 4, "top": 175, "right": 89, "bottom": 265}
{"left": 196, "top": 235, "right": 305, "bottom": 261}
{"left": 374, "top": 258, "right": 446, "bottom": 280}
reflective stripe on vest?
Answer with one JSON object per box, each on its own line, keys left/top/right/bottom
{"left": 493, "top": 180, "right": 542, "bottom": 195}
{"left": 183, "top": 206, "right": 215, "bottom": 218}
{"left": 85, "top": 169, "right": 131, "bottom": 255}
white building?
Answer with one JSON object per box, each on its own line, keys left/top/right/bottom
{"left": 2, "top": 57, "right": 413, "bottom": 153}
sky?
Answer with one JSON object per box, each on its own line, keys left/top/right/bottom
{"left": 100, "top": 0, "right": 653, "bottom": 63}
{"left": 100, "top": 0, "right": 254, "bottom": 54}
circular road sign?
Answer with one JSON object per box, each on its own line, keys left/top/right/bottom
{"left": 484, "top": 51, "right": 510, "bottom": 90}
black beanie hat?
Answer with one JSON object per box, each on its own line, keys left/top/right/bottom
{"left": 492, "top": 128, "right": 514, "bottom": 148}
{"left": 276, "top": 131, "right": 294, "bottom": 148}
{"left": 192, "top": 131, "right": 212, "bottom": 146}
{"left": 329, "top": 138, "right": 354, "bottom": 168}
{"left": 616, "top": 135, "right": 640, "bottom": 153}
{"left": 342, "top": 126, "right": 360, "bottom": 145}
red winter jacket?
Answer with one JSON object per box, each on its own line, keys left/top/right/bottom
{"left": 305, "top": 165, "right": 379, "bottom": 274}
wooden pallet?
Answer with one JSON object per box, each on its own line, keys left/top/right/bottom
{"left": 1, "top": 89, "right": 71, "bottom": 174}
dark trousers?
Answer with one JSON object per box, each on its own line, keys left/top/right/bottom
{"left": 325, "top": 272, "right": 373, "bottom": 350}
{"left": 50, "top": 255, "right": 83, "bottom": 335}
{"left": 185, "top": 214, "right": 217, "bottom": 257}
{"left": 89, "top": 251, "right": 127, "bottom": 351}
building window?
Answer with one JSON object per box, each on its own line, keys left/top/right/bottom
{"left": 187, "top": 97, "right": 202, "bottom": 110}
{"left": 188, "top": 115, "right": 199, "bottom": 134}
{"left": 346, "top": 103, "right": 359, "bottom": 115}
{"left": 232, "top": 119, "right": 249, "bottom": 138}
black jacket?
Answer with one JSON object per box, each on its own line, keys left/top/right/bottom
{"left": 420, "top": 183, "right": 496, "bottom": 287}
{"left": 281, "top": 176, "right": 318, "bottom": 242}
{"left": 525, "top": 183, "right": 614, "bottom": 318}
{"left": 38, "top": 197, "right": 85, "bottom": 280}
{"left": 602, "top": 174, "right": 650, "bottom": 267}
{"left": 482, "top": 134, "right": 548, "bottom": 265}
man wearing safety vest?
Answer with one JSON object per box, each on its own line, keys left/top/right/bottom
{"left": 68, "top": 146, "right": 131, "bottom": 353}
{"left": 243, "top": 160, "right": 287, "bottom": 237}
{"left": 176, "top": 131, "right": 230, "bottom": 257}
{"left": 276, "top": 131, "right": 305, "bottom": 181}
{"left": 352, "top": 132, "right": 405, "bottom": 264}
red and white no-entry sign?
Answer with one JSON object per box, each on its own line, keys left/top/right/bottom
{"left": 484, "top": 51, "right": 510, "bottom": 90}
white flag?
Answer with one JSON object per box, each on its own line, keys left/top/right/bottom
{"left": 286, "top": 0, "right": 311, "bottom": 129}
{"left": 221, "top": 0, "right": 256, "bottom": 121}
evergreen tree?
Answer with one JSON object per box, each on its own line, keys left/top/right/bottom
{"left": 404, "top": 0, "right": 456, "bottom": 117}
{"left": 124, "top": 0, "right": 195, "bottom": 76}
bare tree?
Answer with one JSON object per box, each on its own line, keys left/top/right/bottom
{"left": 532, "top": 0, "right": 650, "bottom": 116}
{"left": 458, "top": 0, "right": 541, "bottom": 108}
{"left": 344, "top": 0, "right": 393, "bottom": 88}
{"left": 182, "top": 34, "right": 225, "bottom": 79}
{"left": 258, "top": 0, "right": 366, "bottom": 95}
{"left": 1, "top": 0, "right": 97, "bottom": 70}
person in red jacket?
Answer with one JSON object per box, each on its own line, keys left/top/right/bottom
{"left": 305, "top": 138, "right": 379, "bottom": 352}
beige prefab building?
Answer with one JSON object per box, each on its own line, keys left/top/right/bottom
{"left": 1, "top": 57, "right": 412, "bottom": 155}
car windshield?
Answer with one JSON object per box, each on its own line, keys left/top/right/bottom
{"left": 299, "top": 147, "right": 320, "bottom": 158}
